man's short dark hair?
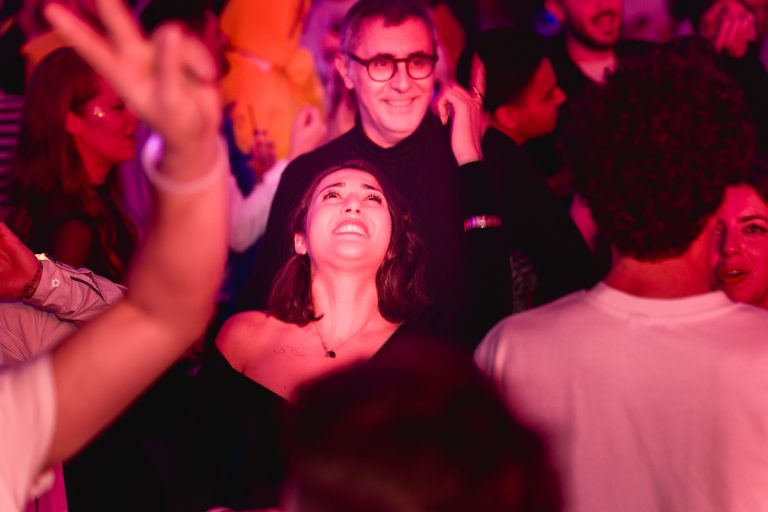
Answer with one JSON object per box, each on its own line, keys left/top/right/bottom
{"left": 267, "top": 160, "right": 428, "bottom": 325}
{"left": 563, "top": 37, "right": 754, "bottom": 261}
{"left": 339, "top": 0, "right": 437, "bottom": 55}
{"left": 474, "top": 28, "right": 548, "bottom": 112}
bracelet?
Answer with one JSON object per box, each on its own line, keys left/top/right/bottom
{"left": 22, "top": 258, "right": 44, "bottom": 299}
{"left": 463, "top": 215, "right": 503, "bottom": 232}
{"left": 141, "top": 133, "right": 227, "bottom": 194}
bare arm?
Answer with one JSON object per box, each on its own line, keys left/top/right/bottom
{"left": 42, "top": 0, "right": 227, "bottom": 466}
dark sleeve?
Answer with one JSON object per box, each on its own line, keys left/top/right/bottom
{"left": 169, "top": 348, "right": 287, "bottom": 510}
{"left": 456, "top": 161, "right": 515, "bottom": 345}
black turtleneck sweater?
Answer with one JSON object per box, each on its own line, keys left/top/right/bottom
{"left": 237, "top": 112, "right": 508, "bottom": 344}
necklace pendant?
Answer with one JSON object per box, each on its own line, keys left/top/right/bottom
{"left": 327, "top": 350, "right": 336, "bottom": 359}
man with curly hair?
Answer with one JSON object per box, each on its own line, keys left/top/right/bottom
{"left": 476, "top": 40, "right": 768, "bottom": 512}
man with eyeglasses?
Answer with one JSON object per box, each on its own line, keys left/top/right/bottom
{"left": 237, "top": 0, "right": 508, "bottom": 345}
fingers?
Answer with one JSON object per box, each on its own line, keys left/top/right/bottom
{"left": 436, "top": 95, "right": 450, "bottom": 125}
{"left": 293, "top": 107, "right": 324, "bottom": 134}
{"left": 95, "top": 0, "right": 145, "bottom": 53}
{"left": 436, "top": 82, "right": 482, "bottom": 123}
{"left": 44, "top": 4, "right": 115, "bottom": 72}
{"left": 709, "top": 0, "right": 756, "bottom": 56}
{"left": 156, "top": 24, "right": 182, "bottom": 105}
{"left": 435, "top": 82, "right": 471, "bottom": 125}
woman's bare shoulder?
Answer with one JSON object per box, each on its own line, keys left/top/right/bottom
{"left": 216, "top": 310, "right": 277, "bottom": 370}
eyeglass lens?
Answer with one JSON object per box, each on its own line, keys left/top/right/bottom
{"left": 366, "top": 55, "right": 435, "bottom": 81}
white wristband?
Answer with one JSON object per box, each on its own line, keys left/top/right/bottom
{"left": 141, "top": 133, "right": 227, "bottom": 194}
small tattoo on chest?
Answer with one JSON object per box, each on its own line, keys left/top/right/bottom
{"left": 274, "top": 345, "right": 305, "bottom": 356}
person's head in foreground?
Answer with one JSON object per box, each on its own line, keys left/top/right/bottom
{"left": 282, "top": 338, "right": 562, "bottom": 512}
{"left": 268, "top": 160, "right": 427, "bottom": 325}
{"left": 711, "top": 166, "right": 768, "bottom": 308}
{"left": 563, "top": 37, "right": 754, "bottom": 262}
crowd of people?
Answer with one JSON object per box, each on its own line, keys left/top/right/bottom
{"left": 2, "top": 0, "right": 768, "bottom": 510}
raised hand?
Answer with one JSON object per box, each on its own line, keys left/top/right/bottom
{"left": 289, "top": 106, "right": 328, "bottom": 161}
{"left": 44, "top": 0, "right": 221, "bottom": 158}
{"left": 434, "top": 82, "right": 484, "bottom": 166}
{"left": 0, "top": 223, "right": 39, "bottom": 299}
{"left": 700, "top": 0, "right": 757, "bottom": 58}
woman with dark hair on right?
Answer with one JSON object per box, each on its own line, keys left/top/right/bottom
{"left": 178, "top": 160, "right": 434, "bottom": 510}
{"left": 711, "top": 167, "right": 768, "bottom": 308}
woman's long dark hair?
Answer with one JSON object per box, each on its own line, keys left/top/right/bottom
{"left": 268, "top": 161, "right": 428, "bottom": 326}
{"left": 8, "top": 47, "right": 136, "bottom": 280}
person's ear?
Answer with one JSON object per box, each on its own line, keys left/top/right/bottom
{"left": 545, "top": 0, "right": 565, "bottom": 22}
{"left": 493, "top": 105, "right": 519, "bottom": 132}
{"left": 294, "top": 233, "right": 307, "bottom": 255}
{"left": 335, "top": 53, "right": 355, "bottom": 90}
{"left": 65, "top": 111, "right": 84, "bottom": 135}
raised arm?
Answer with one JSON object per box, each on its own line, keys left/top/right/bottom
{"left": 434, "top": 82, "right": 484, "bottom": 165}
{"left": 42, "top": 0, "right": 227, "bottom": 466}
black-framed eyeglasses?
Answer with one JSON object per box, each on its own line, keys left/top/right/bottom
{"left": 347, "top": 52, "right": 438, "bottom": 82}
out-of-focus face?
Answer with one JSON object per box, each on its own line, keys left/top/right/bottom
{"left": 296, "top": 169, "right": 392, "bottom": 272}
{"left": 711, "top": 184, "right": 768, "bottom": 309}
{"left": 554, "top": 0, "right": 622, "bottom": 49}
{"left": 68, "top": 78, "right": 139, "bottom": 184}
{"left": 336, "top": 16, "right": 435, "bottom": 148}
{"left": 743, "top": 0, "right": 768, "bottom": 39}
{"left": 507, "top": 59, "right": 566, "bottom": 142}
{"left": 200, "top": 10, "right": 230, "bottom": 77}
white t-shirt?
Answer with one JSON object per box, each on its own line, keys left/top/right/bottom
{"left": 476, "top": 283, "right": 768, "bottom": 512}
{"left": 0, "top": 357, "right": 56, "bottom": 511}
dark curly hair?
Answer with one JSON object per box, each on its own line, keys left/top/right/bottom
{"left": 563, "top": 37, "right": 754, "bottom": 261}
{"left": 268, "top": 161, "right": 428, "bottom": 325}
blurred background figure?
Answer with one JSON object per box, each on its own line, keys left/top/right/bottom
{"left": 7, "top": 47, "right": 138, "bottom": 283}
{"left": 622, "top": 0, "right": 677, "bottom": 41}
{"left": 17, "top": 0, "right": 103, "bottom": 73}
{"left": 301, "top": 0, "right": 358, "bottom": 140}
{"left": 220, "top": 0, "right": 324, "bottom": 160}
{"left": 670, "top": 0, "right": 768, "bottom": 160}
{"left": 459, "top": 28, "right": 600, "bottom": 311}
{"left": 284, "top": 338, "right": 561, "bottom": 512}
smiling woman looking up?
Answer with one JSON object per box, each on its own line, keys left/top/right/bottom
{"left": 178, "top": 160, "right": 429, "bottom": 511}
{"left": 219, "top": 160, "right": 427, "bottom": 399}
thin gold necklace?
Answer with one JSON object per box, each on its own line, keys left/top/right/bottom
{"left": 312, "top": 312, "right": 377, "bottom": 359}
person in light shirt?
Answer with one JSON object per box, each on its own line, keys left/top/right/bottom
{"left": 0, "top": 0, "right": 228, "bottom": 509}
